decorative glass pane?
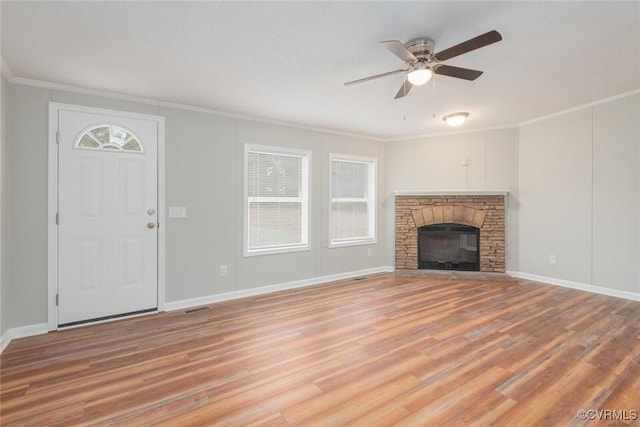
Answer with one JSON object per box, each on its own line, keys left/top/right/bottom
{"left": 109, "top": 126, "right": 128, "bottom": 146}
{"left": 91, "top": 126, "right": 110, "bottom": 145}
{"left": 78, "top": 134, "right": 100, "bottom": 148}
{"left": 122, "top": 138, "right": 142, "bottom": 151}
{"left": 75, "top": 124, "right": 144, "bottom": 153}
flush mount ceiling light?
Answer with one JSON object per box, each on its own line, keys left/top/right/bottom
{"left": 443, "top": 112, "right": 469, "bottom": 126}
{"left": 407, "top": 61, "right": 432, "bottom": 86}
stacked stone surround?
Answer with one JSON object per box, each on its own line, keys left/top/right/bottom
{"left": 395, "top": 192, "right": 506, "bottom": 273}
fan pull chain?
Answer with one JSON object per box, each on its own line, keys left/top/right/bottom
{"left": 431, "top": 75, "right": 437, "bottom": 119}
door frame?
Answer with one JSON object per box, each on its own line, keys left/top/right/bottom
{"left": 47, "top": 102, "right": 166, "bottom": 330}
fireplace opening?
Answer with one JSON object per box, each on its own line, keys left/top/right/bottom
{"left": 418, "top": 223, "right": 480, "bottom": 271}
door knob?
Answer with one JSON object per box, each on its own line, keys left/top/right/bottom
{"left": 147, "top": 222, "right": 156, "bottom": 229}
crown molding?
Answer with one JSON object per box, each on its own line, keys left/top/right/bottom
{"left": 519, "top": 89, "right": 640, "bottom": 127}
{"left": 6, "top": 76, "right": 384, "bottom": 142}
{"left": 385, "top": 124, "right": 519, "bottom": 142}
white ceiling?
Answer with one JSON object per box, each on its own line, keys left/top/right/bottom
{"left": 2, "top": 1, "right": 639, "bottom": 139}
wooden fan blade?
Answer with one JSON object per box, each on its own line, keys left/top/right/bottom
{"left": 434, "top": 30, "right": 502, "bottom": 61}
{"left": 434, "top": 64, "right": 483, "bottom": 81}
{"left": 394, "top": 79, "right": 413, "bottom": 99}
{"left": 380, "top": 40, "right": 417, "bottom": 63}
{"left": 344, "top": 68, "right": 407, "bottom": 86}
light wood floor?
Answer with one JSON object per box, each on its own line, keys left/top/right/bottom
{"left": 2, "top": 274, "right": 640, "bottom": 426}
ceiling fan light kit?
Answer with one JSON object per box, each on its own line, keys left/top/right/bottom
{"left": 407, "top": 62, "right": 432, "bottom": 86}
{"left": 443, "top": 112, "right": 469, "bottom": 127}
{"left": 345, "top": 30, "right": 502, "bottom": 100}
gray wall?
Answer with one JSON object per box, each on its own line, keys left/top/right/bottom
{"left": 383, "top": 128, "right": 519, "bottom": 268}
{"left": 592, "top": 95, "right": 640, "bottom": 293}
{"left": 4, "top": 83, "right": 50, "bottom": 330}
{"left": 162, "top": 108, "right": 237, "bottom": 301}
{"left": 1, "top": 75, "right": 7, "bottom": 337}
{"left": 3, "top": 82, "right": 387, "bottom": 329}
{"left": 517, "top": 93, "right": 640, "bottom": 293}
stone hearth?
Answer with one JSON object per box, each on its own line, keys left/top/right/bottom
{"left": 395, "top": 190, "right": 508, "bottom": 274}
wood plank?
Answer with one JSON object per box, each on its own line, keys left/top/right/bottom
{"left": 282, "top": 353, "right": 433, "bottom": 424}
{"left": 298, "top": 374, "right": 422, "bottom": 426}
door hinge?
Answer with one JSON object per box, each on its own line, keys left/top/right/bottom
{"left": 56, "top": 294, "right": 59, "bottom": 306}
{"left": 56, "top": 131, "right": 60, "bottom": 144}
{"left": 56, "top": 212, "right": 59, "bottom": 225}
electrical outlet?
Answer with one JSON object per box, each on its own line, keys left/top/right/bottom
{"left": 549, "top": 255, "right": 557, "bottom": 265}
{"left": 220, "top": 265, "right": 228, "bottom": 277}
{"left": 367, "top": 248, "right": 372, "bottom": 257}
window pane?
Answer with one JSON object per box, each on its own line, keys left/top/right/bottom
{"left": 249, "top": 202, "right": 302, "bottom": 248}
{"left": 331, "top": 201, "right": 369, "bottom": 239}
{"left": 331, "top": 161, "right": 368, "bottom": 199}
{"left": 330, "top": 157, "right": 375, "bottom": 245}
{"left": 122, "top": 138, "right": 142, "bottom": 151}
{"left": 90, "top": 126, "right": 111, "bottom": 145}
{"left": 78, "top": 134, "right": 100, "bottom": 148}
{"left": 248, "top": 152, "right": 301, "bottom": 198}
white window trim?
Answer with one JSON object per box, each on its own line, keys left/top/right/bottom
{"left": 329, "top": 154, "right": 377, "bottom": 248}
{"left": 244, "top": 144, "right": 311, "bottom": 256}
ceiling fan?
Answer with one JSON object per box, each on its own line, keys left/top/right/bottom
{"left": 345, "top": 30, "right": 502, "bottom": 99}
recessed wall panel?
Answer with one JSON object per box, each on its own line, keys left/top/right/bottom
{"left": 76, "top": 158, "right": 104, "bottom": 219}
{"left": 120, "top": 159, "right": 144, "bottom": 218}
{"left": 121, "top": 237, "right": 144, "bottom": 288}
{"left": 74, "top": 239, "right": 103, "bottom": 293}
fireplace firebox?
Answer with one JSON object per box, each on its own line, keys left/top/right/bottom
{"left": 418, "top": 223, "right": 480, "bottom": 271}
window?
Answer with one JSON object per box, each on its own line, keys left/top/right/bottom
{"left": 245, "top": 145, "right": 310, "bottom": 255}
{"left": 329, "top": 155, "right": 376, "bottom": 247}
{"left": 75, "top": 124, "right": 143, "bottom": 152}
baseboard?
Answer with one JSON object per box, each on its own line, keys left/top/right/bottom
{"left": 165, "top": 266, "right": 395, "bottom": 312}
{"left": 0, "top": 323, "right": 49, "bottom": 353}
{"left": 507, "top": 271, "right": 640, "bottom": 302}
{"left": 0, "top": 330, "right": 9, "bottom": 353}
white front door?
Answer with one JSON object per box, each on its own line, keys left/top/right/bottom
{"left": 57, "top": 108, "right": 159, "bottom": 326}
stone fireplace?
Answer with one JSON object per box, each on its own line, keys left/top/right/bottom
{"left": 395, "top": 191, "right": 507, "bottom": 275}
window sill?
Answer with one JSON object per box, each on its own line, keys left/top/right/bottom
{"left": 329, "top": 239, "right": 376, "bottom": 249}
{"left": 244, "top": 245, "right": 311, "bottom": 257}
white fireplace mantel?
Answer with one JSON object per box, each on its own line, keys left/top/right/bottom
{"left": 393, "top": 189, "right": 510, "bottom": 196}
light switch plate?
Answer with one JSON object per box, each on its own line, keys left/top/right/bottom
{"left": 169, "top": 206, "right": 187, "bottom": 218}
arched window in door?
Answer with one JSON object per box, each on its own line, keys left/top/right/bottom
{"left": 75, "top": 124, "right": 143, "bottom": 153}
